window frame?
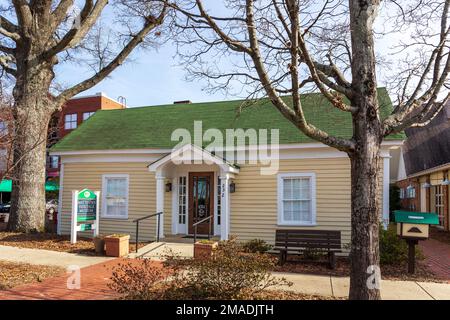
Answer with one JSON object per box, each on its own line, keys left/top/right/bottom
{"left": 64, "top": 113, "right": 78, "bottom": 130}
{"left": 101, "top": 174, "right": 129, "bottom": 219}
{"left": 277, "top": 172, "right": 316, "bottom": 226}
{"left": 83, "top": 112, "right": 95, "bottom": 121}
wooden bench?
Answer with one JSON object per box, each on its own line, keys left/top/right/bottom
{"left": 275, "top": 230, "right": 342, "bottom": 269}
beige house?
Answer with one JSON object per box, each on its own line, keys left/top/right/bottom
{"left": 50, "top": 91, "right": 404, "bottom": 246}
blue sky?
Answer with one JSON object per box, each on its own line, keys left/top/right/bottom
{"left": 52, "top": 1, "right": 417, "bottom": 108}
{"left": 60, "top": 44, "right": 225, "bottom": 107}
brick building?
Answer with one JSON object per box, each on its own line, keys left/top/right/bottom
{"left": 46, "top": 92, "right": 125, "bottom": 179}
{"left": 397, "top": 103, "right": 450, "bottom": 231}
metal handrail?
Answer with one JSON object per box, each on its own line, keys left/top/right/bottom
{"left": 133, "top": 212, "right": 163, "bottom": 253}
{"left": 193, "top": 215, "right": 213, "bottom": 243}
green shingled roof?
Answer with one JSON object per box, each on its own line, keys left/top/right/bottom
{"left": 51, "top": 88, "right": 404, "bottom": 152}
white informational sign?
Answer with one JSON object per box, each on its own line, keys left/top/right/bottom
{"left": 70, "top": 189, "right": 100, "bottom": 244}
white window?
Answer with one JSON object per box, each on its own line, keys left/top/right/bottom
{"left": 102, "top": 174, "right": 129, "bottom": 219}
{"left": 49, "top": 156, "right": 59, "bottom": 169}
{"left": 64, "top": 114, "right": 77, "bottom": 130}
{"left": 178, "top": 176, "right": 187, "bottom": 224}
{"left": 407, "top": 187, "right": 416, "bottom": 199}
{"left": 277, "top": 173, "right": 316, "bottom": 226}
{"left": 83, "top": 112, "right": 95, "bottom": 121}
{"left": 399, "top": 188, "right": 405, "bottom": 199}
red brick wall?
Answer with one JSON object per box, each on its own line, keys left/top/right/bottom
{"left": 46, "top": 94, "right": 124, "bottom": 179}
{"left": 397, "top": 179, "right": 420, "bottom": 211}
{"left": 57, "top": 95, "right": 123, "bottom": 138}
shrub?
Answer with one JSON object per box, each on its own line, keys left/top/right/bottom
{"left": 110, "top": 240, "right": 292, "bottom": 300}
{"left": 164, "top": 239, "right": 292, "bottom": 300}
{"left": 379, "top": 224, "right": 423, "bottom": 265}
{"left": 242, "top": 239, "right": 272, "bottom": 253}
{"left": 108, "top": 259, "right": 167, "bottom": 300}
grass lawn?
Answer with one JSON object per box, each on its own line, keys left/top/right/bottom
{"left": 0, "top": 260, "right": 64, "bottom": 290}
{"left": 0, "top": 231, "right": 148, "bottom": 255}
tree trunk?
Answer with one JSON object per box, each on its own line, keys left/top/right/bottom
{"left": 7, "top": 66, "right": 55, "bottom": 232}
{"left": 349, "top": 140, "right": 382, "bottom": 300}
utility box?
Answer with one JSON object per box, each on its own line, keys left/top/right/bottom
{"left": 394, "top": 210, "right": 439, "bottom": 240}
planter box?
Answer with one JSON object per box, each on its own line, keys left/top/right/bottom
{"left": 94, "top": 236, "right": 106, "bottom": 255}
{"left": 194, "top": 241, "right": 218, "bottom": 259}
{"left": 104, "top": 234, "right": 130, "bottom": 257}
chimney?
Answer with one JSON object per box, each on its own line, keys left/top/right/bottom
{"left": 173, "top": 100, "right": 192, "bottom": 104}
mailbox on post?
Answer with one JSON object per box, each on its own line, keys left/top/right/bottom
{"left": 394, "top": 210, "right": 439, "bottom": 274}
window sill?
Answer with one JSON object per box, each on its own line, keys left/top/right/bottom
{"left": 277, "top": 223, "right": 317, "bottom": 227}
{"left": 100, "top": 215, "right": 128, "bottom": 220}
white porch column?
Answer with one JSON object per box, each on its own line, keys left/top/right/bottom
{"left": 220, "top": 174, "right": 231, "bottom": 241}
{"left": 382, "top": 154, "right": 391, "bottom": 230}
{"left": 156, "top": 175, "right": 165, "bottom": 239}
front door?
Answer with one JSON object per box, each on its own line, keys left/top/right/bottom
{"left": 188, "top": 172, "right": 214, "bottom": 235}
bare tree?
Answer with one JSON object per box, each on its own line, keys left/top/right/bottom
{"left": 167, "top": 0, "right": 450, "bottom": 299}
{"left": 0, "top": 1, "right": 168, "bottom": 232}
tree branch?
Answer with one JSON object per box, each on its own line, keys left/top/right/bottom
{"left": 55, "top": 3, "right": 167, "bottom": 105}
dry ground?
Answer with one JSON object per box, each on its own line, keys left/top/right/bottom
{"left": 0, "top": 260, "right": 64, "bottom": 290}
{"left": 273, "top": 255, "right": 445, "bottom": 283}
{"left": 0, "top": 231, "right": 148, "bottom": 255}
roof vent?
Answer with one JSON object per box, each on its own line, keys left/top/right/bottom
{"left": 173, "top": 100, "right": 192, "bottom": 104}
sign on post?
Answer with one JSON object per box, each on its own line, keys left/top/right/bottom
{"left": 71, "top": 189, "right": 100, "bottom": 244}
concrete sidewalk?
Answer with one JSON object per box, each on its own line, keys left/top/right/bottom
{"left": 128, "top": 241, "right": 194, "bottom": 260}
{"left": 273, "top": 272, "right": 450, "bottom": 300}
{"left": 0, "top": 245, "right": 113, "bottom": 268}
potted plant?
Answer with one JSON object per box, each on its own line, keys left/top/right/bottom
{"left": 104, "top": 234, "right": 130, "bottom": 257}
{"left": 93, "top": 235, "right": 106, "bottom": 255}
{"left": 194, "top": 239, "right": 218, "bottom": 259}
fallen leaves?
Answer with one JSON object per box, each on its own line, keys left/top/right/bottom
{"left": 0, "top": 260, "right": 64, "bottom": 290}
{"left": 0, "top": 232, "right": 148, "bottom": 255}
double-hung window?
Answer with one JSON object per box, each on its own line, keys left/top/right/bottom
{"left": 64, "top": 114, "right": 77, "bottom": 130}
{"left": 277, "top": 173, "right": 316, "bottom": 226}
{"left": 102, "top": 174, "right": 129, "bottom": 219}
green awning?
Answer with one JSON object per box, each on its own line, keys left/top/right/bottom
{"left": 0, "top": 180, "right": 59, "bottom": 192}
{"left": 394, "top": 210, "right": 439, "bottom": 225}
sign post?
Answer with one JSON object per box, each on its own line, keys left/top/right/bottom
{"left": 394, "top": 210, "right": 439, "bottom": 274}
{"left": 71, "top": 189, "right": 100, "bottom": 244}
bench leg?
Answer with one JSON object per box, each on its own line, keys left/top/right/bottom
{"left": 328, "top": 252, "right": 336, "bottom": 270}
{"left": 278, "top": 250, "right": 287, "bottom": 265}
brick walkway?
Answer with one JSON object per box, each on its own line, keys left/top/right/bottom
{"left": 0, "top": 258, "right": 162, "bottom": 300}
{"left": 419, "top": 238, "right": 450, "bottom": 282}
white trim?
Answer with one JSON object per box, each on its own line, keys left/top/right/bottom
{"left": 101, "top": 174, "right": 129, "bottom": 219}
{"left": 277, "top": 172, "right": 317, "bottom": 226}
{"left": 219, "top": 173, "right": 231, "bottom": 240}
{"left": 61, "top": 155, "right": 161, "bottom": 164}
{"left": 57, "top": 163, "right": 64, "bottom": 235}
{"left": 148, "top": 144, "right": 239, "bottom": 174}
{"left": 156, "top": 176, "right": 165, "bottom": 238}
{"left": 51, "top": 149, "right": 171, "bottom": 156}
{"left": 382, "top": 156, "right": 390, "bottom": 230}
{"left": 50, "top": 140, "right": 404, "bottom": 157}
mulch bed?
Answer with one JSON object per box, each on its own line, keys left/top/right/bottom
{"left": 0, "top": 232, "right": 149, "bottom": 256}
{"left": 273, "top": 255, "right": 445, "bottom": 283}
{"left": 430, "top": 227, "right": 450, "bottom": 245}
{"left": 0, "top": 260, "right": 65, "bottom": 290}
